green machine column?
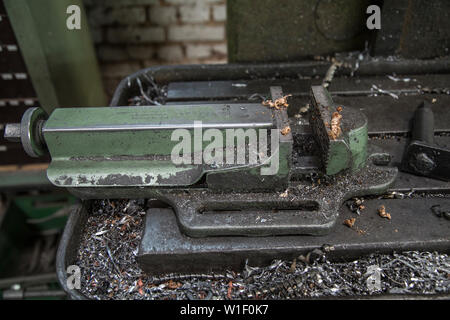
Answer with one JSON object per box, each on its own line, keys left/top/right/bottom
{"left": 227, "top": 0, "right": 372, "bottom": 62}
{"left": 4, "top": 0, "right": 106, "bottom": 113}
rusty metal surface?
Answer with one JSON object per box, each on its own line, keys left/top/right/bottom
{"left": 227, "top": 0, "right": 372, "bottom": 62}
{"left": 373, "top": 0, "right": 450, "bottom": 59}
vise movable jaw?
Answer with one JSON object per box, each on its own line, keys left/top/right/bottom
{"left": 5, "top": 86, "right": 366, "bottom": 191}
{"left": 4, "top": 86, "right": 397, "bottom": 237}
{"left": 5, "top": 102, "right": 292, "bottom": 194}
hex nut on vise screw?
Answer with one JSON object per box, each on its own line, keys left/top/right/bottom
{"left": 4, "top": 123, "right": 21, "bottom": 142}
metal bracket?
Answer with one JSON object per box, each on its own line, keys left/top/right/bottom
{"left": 401, "top": 101, "right": 450, "bottom": 181}
{"left": 164, "top": 159, "right": 397, "bottom": 237}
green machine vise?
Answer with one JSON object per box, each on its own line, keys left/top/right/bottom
{"left": 4, "top": 86, "right": 397, "bottom": 237}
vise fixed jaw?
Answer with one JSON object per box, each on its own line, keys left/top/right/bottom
{"left": 4, "top": 86, "right": 397, "bottom": 237}
{"left": 310, "top": 86, "right": 368, "bottom": 175}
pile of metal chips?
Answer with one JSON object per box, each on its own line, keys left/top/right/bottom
{"left": 127, "top": 75, "right": 167, "bottom": 106}
{"left": 76, "top": 199, "right": 449, "bottom": 300}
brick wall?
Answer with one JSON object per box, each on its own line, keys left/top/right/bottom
{"left": 83, "top": 0, "right": 227, "bottom": 99}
